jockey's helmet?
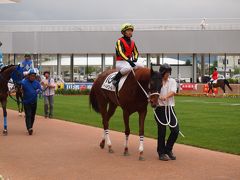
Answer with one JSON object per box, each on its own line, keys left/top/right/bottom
{"left": 159, "top": 63, "right": 172, "bottom": 75}
{"left": 28, "top": 68, "right": 37, "bottom": 75}
{"left": 24, "top": 53, "right": 31, "bottom": 58}
{"left": 121, "top": 23, "right": 134, "bottom": 33}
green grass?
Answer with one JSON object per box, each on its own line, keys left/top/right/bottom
{"left": 5, "top": 95, "right": 240, "bottom": 155}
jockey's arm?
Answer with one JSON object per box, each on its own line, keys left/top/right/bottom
{"left": 133, "top": 44, "right": 139, "bottom": 61}
{"left": 116, "top": 40, "right": 128, "bottom": 60}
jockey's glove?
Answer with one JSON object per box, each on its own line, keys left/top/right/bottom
{"left": 126, "top": 59, "right": 136, "bottom": 67}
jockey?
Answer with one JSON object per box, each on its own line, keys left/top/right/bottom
{"left": 0, "top": 41, "right": 4, "bottom": 69}
{"left": 112, "top": 23, "right": 144, "bottom": 87}
{"left": 210, "top": 67, "right": 218, "bottom": 84}
{"left": 21, "top": 53, "right": 34, "bottom": 76}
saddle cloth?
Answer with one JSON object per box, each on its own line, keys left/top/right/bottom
{"left": 101, "top": 72, "right": 129, "bottom": 92}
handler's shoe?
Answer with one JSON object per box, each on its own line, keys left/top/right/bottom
{"left": 159, "top": 154, "right": 169, "bottom": 161}
{"left": 166, "top": 151, "right": 176, "bottom": 160}
{"left": 28, "top": 128, "right": 33, "bottom": 135}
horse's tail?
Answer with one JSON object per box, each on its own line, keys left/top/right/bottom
{"left": 89, "top": 83, "right": 100, "bottom": 113}
{"left": 224, "top": 79, "right": 233, "bottom": 91}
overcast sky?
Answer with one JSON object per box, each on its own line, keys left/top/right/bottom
{"left": 0, "top": 0, "right": 239, "bottom": 22}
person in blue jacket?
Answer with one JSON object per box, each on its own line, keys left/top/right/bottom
{"left": 21, "top": 68, "right": 42, "bottom": 135}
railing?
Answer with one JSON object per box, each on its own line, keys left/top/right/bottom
{"left": 0, "top": 18, "right": 240, "bottom": 32}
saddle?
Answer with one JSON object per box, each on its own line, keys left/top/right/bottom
{"left": 101, "top": 72, "right": 129, "bottom": 92}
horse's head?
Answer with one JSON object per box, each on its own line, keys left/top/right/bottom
{"left": 11, "top": 65, "right": 24, "bottom": 85}
{"left": 149, "top": 66, "right": 162, "bottom": 108}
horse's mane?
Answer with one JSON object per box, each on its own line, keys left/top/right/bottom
{"left": 134, "top": 68, "right": 150, "bottom": 82}
{"left": 0, "top": 64, "right": 15, "bottom": 73}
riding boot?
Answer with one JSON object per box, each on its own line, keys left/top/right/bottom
{"left": 112, "top": 71, "right": 123, "bottom": 87}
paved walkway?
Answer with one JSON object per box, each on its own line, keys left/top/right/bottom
{"left": 0, "top": 110, "right": 239, "bottom": 180}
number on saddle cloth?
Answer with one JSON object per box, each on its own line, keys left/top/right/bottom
{"left": 101, "top": 72, "right": 129, "bottom": 92}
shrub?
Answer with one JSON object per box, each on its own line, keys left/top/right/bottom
{"left": 55, "top": 89, "right": 90, "bottom": 95}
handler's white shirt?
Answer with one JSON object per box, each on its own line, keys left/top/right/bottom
{"left": 159, "top": 78, "right": 177, "bottom": 106}
{"left": 41, "top": 78, "right": 56, "bottom": 96}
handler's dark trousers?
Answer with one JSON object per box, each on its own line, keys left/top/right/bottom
{"left": 155, "top": 106, "right": 179, "bottom": 155}
{"left": 24, "top": 102, "right": 37, "bottom": 130}
{"left": 44, "top": 95, "right": 54, "bottom": 117}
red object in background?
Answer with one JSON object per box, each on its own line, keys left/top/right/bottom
{"left": 203, "top": 84, "right": 218, "bottom": 94}
{"left": 80, "top": 85, "right": 87, "bottom": 91}
{"left": 180, "top": 83, "right": 197, "bottom": 90}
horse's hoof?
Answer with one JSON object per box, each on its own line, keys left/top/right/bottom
{"left": 3, "top": 129, "right": 8, "bottom": 136}
{"left": 99, "top": 140, "right": 105, "bottom": 149}
{"left": 139, "top": 156, "right": 145, "bottom": 161}
{"left": 108, "top": 149, "right": 114, "bottom": 153}
{"left": 123, "top": 151, "right": 130, "bottom": 156}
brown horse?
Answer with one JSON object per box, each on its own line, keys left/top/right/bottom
{"left": 89, "top": 67, "right": 162, "bottom": 160}
{"left": 208, "top": 79, "right": 232, "bottom": 96}
{"left": 15, "top": 84, "right": 24, "bottom": 116}
{"left": 0, "top": 65, "right": 24, "bottom": 135}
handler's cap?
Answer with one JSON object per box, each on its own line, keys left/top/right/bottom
{"left": 159, "top": 63, "right": 172, "bottom": 75}
{"left": 43, "top": 71, "right": 50, "bottom": 75}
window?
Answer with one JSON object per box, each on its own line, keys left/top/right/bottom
{"left": 61, "top": 55, "right": 71, "bottom": 82}
{"left": 39, "top": 54, "right": 57, "bottom": 79}
{"left": 105, "top": 55, "right": 114, "bottom": 70}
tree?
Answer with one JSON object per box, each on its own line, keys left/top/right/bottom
{"left": 234, "top": 67, "right": 240, "bottom": 74}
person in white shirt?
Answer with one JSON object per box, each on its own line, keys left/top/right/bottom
{"left": 200, "top": 18, "right": 207, "bottom": 30}
{"left": 41, "top": 71, "right": 56, "bottom": 118}
{"left": 154, "top": 63, "right": 180, "bottom": 161}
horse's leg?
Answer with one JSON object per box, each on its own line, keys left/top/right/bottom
{"left": 20, "top": 95, "right": 24, "bottom": 114}
{"left": 207, "top": 84, "right": 211, "bottom": 96}
{"left": 138, "top": 109, "right": 147, "bottom": 161}
{"left": 16, "top": 93, "right": 22, "bottom": 116}
{"left": 100, "top": 102, "right": 116, "bottom": 153}
{"left": 100, "top": 102, "right": 117, "bottom": 149}
{"left": 1, "top": 99, "right": 8, "bottom": 135}
{"left": 212, "top": 86, "right": 216, "bottom": 97}
{"left": 99, "top": 102, "right": 108, "bottom": 149}
{"left": 123, "top": 110, "right": 130, "bottom": 156}
{"left": 221, "top": 85, "right": 226, "bottom": 97}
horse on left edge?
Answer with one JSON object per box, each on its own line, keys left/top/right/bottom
{"left": 0, "top": 65, "right": 24, "bottom": 135}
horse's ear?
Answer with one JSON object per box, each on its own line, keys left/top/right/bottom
{"left": 150, "top": 66, "right": 154, "bottom": 76}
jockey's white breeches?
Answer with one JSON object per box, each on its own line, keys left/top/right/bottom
{"left": 116, "top": 61, "right": 144, "bottom": 75}
{"left": 210, "top": 79, "right": 217, "bottom": 84}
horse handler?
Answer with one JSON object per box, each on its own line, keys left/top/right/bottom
{"left": 154, "top": 64, "right": 180, "bottom": 161}
{"left": 21, "top": 69, "right": 42, "bottom": 135}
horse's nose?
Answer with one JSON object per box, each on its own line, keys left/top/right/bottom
{"left": 149, "top": 100, "right": 156, "bottom": 107}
